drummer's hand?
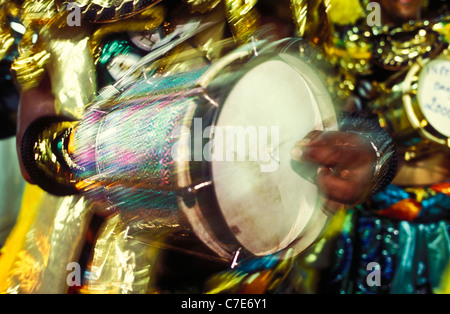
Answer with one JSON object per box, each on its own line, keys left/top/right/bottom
{"left": 291, "top": 130, "right": 377, "bottom": 206}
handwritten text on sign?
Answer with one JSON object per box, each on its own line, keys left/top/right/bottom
{"left": 418, "top": 59, "right": 450, "bottom": 137}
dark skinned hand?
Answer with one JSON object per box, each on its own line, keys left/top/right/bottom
{"left": 291, "top": 130, "right": 377, "bottom": 206}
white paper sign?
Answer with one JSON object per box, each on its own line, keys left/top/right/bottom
{"left": 418, "top": 59, "right": 450, "bottom": 137}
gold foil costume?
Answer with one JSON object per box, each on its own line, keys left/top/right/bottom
{"left": 0, "top": 1, "right": 19, "bottom": 61}
{"left": 291, "top": 0, "right": 332, "bottom": 47}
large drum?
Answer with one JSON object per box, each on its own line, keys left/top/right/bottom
{"left": 72, "top": 41, "right": 337, "bottom": 262}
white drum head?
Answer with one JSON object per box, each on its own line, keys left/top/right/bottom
{"left": 417, "top": 59, "right": 450, "bottom": 138}
{"left": 210, "top": 55, "right": 335, "bottom": 256}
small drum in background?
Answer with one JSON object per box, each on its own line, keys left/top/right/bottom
{"left": 72, "top": 41, "right": 337, "bottom": 262}
{"left": 403, "top": 54, "right": 450, "bottom": 147}
{"left": 369, "top": 52, "right": 450, "bottom": 161}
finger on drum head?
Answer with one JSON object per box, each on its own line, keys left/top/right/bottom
{"left": 316, "top": 169, "right": 366, "bottom": 205}
{"left": 301, "top": 143, "right": 368, "bottom": 168}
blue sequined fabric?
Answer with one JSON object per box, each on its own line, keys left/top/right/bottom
{"left": 322, "top": 183, "right": 450, "bottom": 294}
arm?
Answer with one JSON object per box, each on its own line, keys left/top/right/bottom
{"left": 16, "top": 75, "right": 79, "bottom": 195}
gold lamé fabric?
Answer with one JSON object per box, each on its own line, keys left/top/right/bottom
{"left": 60, "top": 0, "right": 162, "bottom": 22}
{"left": 43, "top": 26, "right": 97, "bottom": 119}
{"left": 224, "top": 0, "right": 260, "bottom": 42}
{"left": 19, "top": 0, "right": 162, "bottom": 23}
{"left": 0, "top": 185, "right": 93, "bottom": 294}
{"left": 11, "top": 0, "right": 263, "bottom": 92}
{"left": 80, "top": 214, "right": 162, "bottom": 294}
{"left": 0, "top": 0, "right": 99, "bottom": 294}
{"left": 290, "top": 0, "right": 332, "bottom": 47}
{"left": 12, "top": 0, "right": 163, "bottom": 93}
{"left": 21, "top": 0, "right": 60, "bottom": 25}
{"left": 184, "top": 0, "right": 261, "bottom": 43}
{"left": 13, "top": 10, "right": 97, "bottom": 116}
{"left": 0, "top": 2, "right": 19, "bottom": 61}
{"left": 184, "top": 0, "right": 222, "bottom": 13}
{"left": 12, "top": 0, "right": 76, "bottom": 93}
